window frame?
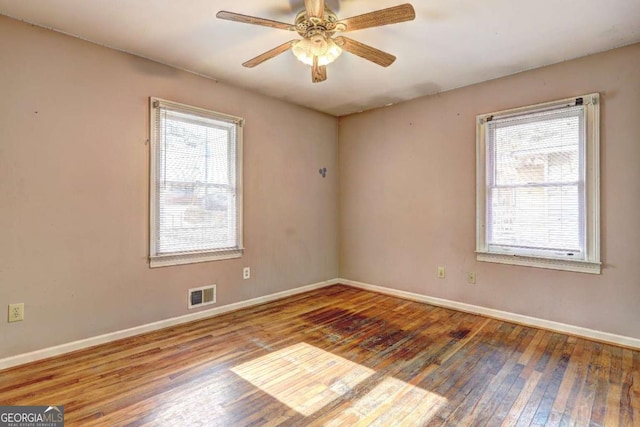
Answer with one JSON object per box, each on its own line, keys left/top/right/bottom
{"left": 476, "top": 93, "right": 601, "bottom": 274}
{"left": 149, "top": 97, "right": 244, "bottom": 268}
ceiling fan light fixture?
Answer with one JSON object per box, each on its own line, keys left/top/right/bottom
{"left": 217, "top": 3, "right": 416, "bottom": 81}
{"left": 292, "top": 35, "right": 342, "bottom": 66}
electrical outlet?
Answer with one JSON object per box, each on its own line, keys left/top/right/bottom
{"left": 8, "top": 303, "right": 24, "bottom": 322}
{"left": 243, "top": 267, "right": 251, "bottom": 280}
{"left": 468, "top": 272, "right": 476, "bottom": 284}
{"left": 437, "top": 266, "right": 445, "bottom": 278}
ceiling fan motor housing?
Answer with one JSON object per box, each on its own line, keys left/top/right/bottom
{"left": 294, "top": 8, "right": 346, "bottom": 38}
{"left": 291, "top": 8, "right": 345, "bottom": 67}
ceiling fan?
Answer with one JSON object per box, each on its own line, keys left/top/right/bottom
{"left": 216, "top": 0, "right": 415, "bottom": 83}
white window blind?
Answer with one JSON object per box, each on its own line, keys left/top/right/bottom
{"left": 150, "top": 98, "right": 243, "bottom": 267}
{"left": 476, "top": 94, "right": 600, "bottom": 274}
{"left": 487, "top": 106, "right": 584, "bottom": 258}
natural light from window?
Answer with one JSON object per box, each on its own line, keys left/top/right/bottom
{"left": 476, "top": 93, "right": 600, "bottom": 273}
{"left": 231, "top": 342, "right": 447, "bottom": 423}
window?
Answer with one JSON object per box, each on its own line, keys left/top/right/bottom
{"left": 476, "top": 94, "right": 600, "bottom": 273}
{"left": 149, "top": 98, "right": 243, "bottom": 267}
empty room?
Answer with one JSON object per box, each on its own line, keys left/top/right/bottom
{"left": 1, "top": 0, "right": 639, "bottom": 425}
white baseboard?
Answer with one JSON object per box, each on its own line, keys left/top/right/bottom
{"left": 0, "top": 278, "right": 340, "bottom": 371}
{"left": 3, "top": 276, "right": 638, "bottom": 371}
{"left": 339, "top": 278, "right": 640, "bottom": 350}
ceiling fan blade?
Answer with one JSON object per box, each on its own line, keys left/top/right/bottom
{"left": 337, "top": 4, "right": 415, "bottom": 32}
{"left": 304, "top": 0, "right": 325, "bottom": 19}
{"left": 242, "top": 41, "right": 297, "bottom": 68}
{"left": 334, "top": 36, "right": 396, "bottom": 67}
{"left": 216, "top": 11, "right": 294, "bottom": 31}
{"left": 312, "top": 56, "right": 327, "bottom": 83}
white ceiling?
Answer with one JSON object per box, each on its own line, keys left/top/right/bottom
{"left": 1, "top": 1, "right": 639, "bottom": 116}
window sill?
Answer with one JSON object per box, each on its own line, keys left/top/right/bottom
{"left": 150, "top": 248, "right": 243, "bottom": 268}
{"left": 476, "top": 251, "right": 601, "bottom": 274}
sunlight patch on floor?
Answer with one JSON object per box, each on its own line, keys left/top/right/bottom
{"left": 231, "top": 342, "right": 447, "bottom": 423}
{"left": 231, "top": 342, "right": 374, "bottom": 416}
{"left": 323, "top": 376, "right": 447, "bottom": 426}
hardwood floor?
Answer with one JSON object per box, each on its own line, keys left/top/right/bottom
{"left": 1, "top": 284, "right": 638, "bottom": 426}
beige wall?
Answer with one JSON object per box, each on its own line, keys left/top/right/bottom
{"left": 0, "top": 16, "right": 338, "bottom": 358}
{"left": 339, "top": 43, "right": 640, "bottom": 339}
{"left": 2, "top": 13, "right": 638, "bottom": 362}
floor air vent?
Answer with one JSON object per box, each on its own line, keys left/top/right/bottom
{"left": 188, "top": 285, "right": 216, "bottom": 309}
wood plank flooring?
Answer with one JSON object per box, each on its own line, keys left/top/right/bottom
{"left": 1, "top": 284, "right": 638, "bottom": 426}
